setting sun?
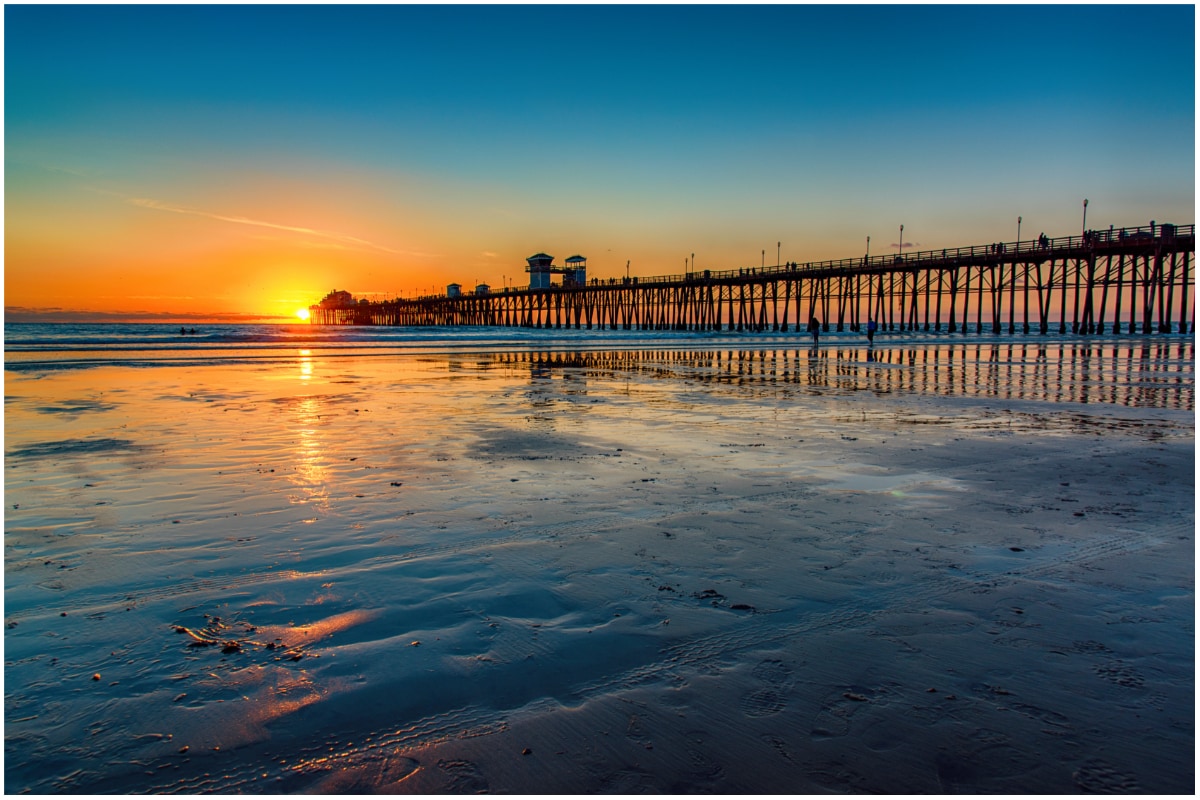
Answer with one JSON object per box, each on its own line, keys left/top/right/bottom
{"left": 295, "top": 307, "right": 311, "bottom": 321}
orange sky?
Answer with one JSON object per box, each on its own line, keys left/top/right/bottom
{"left": 5, "top": 5, "right": 1193, "bottom": 323}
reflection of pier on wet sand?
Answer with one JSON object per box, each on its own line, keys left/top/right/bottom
{"left": 488, "top": 339, "right": 1194, "bottom": 411}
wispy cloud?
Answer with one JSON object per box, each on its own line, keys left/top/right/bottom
{"left": 127, "top": 196, "right": 403, "bottom": 254}
{"left": 42, "top": 163, "right": 96, "bottom": 178}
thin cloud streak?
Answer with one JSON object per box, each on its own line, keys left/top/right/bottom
{"left": 126, "top": 196, "right": 406, "bottom": 255}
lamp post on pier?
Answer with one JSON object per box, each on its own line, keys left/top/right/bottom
{"left": 1082, "top": 198, "right": 1088, "bottom": 235}
{"left": 898, "top": 224, "right": 904, "bottom": 260}
{"left": 777, "top": 241, "right": 780, "bottom": 268}
{"left": 866, "top": 236, "right": 870, "bottom": 260}
{"left": 1012, "top": 216, "right": 1022, "bottom": 334}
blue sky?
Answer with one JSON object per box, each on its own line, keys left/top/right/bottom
{"left": 5, "top": 4, "right": 1195, "bottom": 318}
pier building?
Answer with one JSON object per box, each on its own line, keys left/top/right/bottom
{"left": 522, "top": 252, "right": 587, "bottom": 290}
{"left": 318, "top": 289, "right": 354, "bottom": 308}
{"left": 526, "top": 253, "right": 555, "bottom": 290}
{"left": 564, "top": 255, "right": 587, "bottom": 287}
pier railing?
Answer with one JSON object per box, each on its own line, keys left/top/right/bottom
{"left": 594, "top": 223, "right": 1193, "bottom": 289}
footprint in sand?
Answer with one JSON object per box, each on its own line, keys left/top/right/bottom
{"left": 1093, "top": 659, "right": 1145, "bottom": 689}
{"left": 810, "top": 684, "right": 892, "bottom": 739}
{"left": 435, "top": 758, "right": 488, "bottom": 794}
{"left": 805, "top": 757, "right": 866, "bottom": 792}
{"left": 739, "top": 658, "right": 793, "bottom": 718}
{"left": 811, "top": 693, "right": 858, "bottom": 738}
{"left": 751, "top": 658, "right": 793, "bottom": 685}
{"left": 310, "top": 754, "right": 420, "bottom": 792}
{"left": 625, "top": 712, "right": 653, "bottom": 749}
{"left": 740, "top": 688, "right": 786, "bottom": 717}
{"left": 684, "top": 749, "right": 725, "bottom": 784}
{"left": 597, "top": 766, "right": 658, "bottom": 793}
{"left": 1007, "top": 701, "right": 1072, "bottom": 731}
{"left": 1072, "top": 759, "right": 1141, "bottom": 793}
{"left": 682, "top": 730, "right": 726, "bottom": 784}
{"left": 1075, "top": 642, "right": 1147, "bottom": 690}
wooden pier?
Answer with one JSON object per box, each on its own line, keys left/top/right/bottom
{"left": 310, "top": 223, "right": 1195, "bottom": 335}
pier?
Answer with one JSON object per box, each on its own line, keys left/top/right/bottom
{"left": 310, "top": 223, "right": 1195, "bottom": 335}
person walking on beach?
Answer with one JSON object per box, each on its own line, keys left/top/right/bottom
{"left": 807, "top": 315, "right": 820, "bottom": 346}
{"left": 867, "top": 318, "right": 877, "bottom": 345}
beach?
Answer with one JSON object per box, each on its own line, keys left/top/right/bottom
{"left": 3, "top": 331, "right": 1194, "bottom": 793}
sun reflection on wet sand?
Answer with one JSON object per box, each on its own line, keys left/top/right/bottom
{"left": 153, "top": 664, "right": 335, "bottom": 755}
{"left": 144, "top": 609, "right": 380, "bottom": 757}
{"left": 289, "top": 395, "right": 329, "bottom": 507}
{"left": 298, "top": 349, "right": 313, "bottom": 381}
{"left": 255, "top": 608, "right": 381, "bottom": 648}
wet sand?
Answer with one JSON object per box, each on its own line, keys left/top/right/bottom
{"left": 4, "top": 340, "right": 1194, "bottom": 793}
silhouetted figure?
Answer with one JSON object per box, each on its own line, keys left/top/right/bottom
{"left": 180, "top": 327, "right": 186, "bottom": 335}
{"left": 867, "top": 318, "right": 877, "bottom": 344}
{"left": 807, "top": 315, "right": 820, "bottom": 346}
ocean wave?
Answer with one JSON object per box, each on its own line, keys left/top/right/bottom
{"left": 4, "top": 322, "right": 1194, "bottom": 374}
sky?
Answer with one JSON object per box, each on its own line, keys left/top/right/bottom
{"left": 4, "top": 3, "right": 1195, "bottom": 322}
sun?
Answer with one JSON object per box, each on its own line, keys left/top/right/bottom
{"left": 295, "top": 307, "right": 311, "bottom": 321}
